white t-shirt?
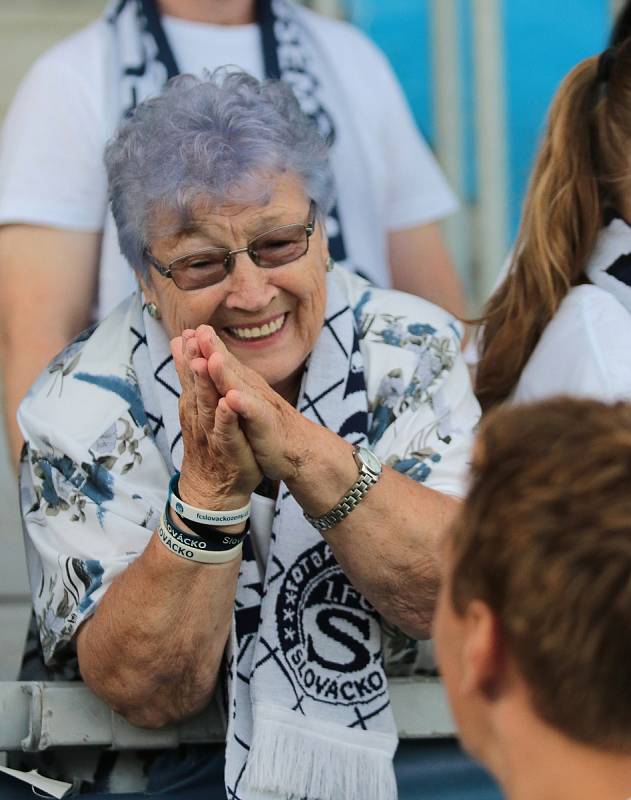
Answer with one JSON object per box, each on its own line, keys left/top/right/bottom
{"left": 0, "top": 8, "right": 457, "bottom": 317}
{"left": 512, "top": 284, "right": 631, "bottom": 403}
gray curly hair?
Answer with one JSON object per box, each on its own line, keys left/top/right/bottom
{"left": 104, "top": 70, "right": 336, "bottom": 277}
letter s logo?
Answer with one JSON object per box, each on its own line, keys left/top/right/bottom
{"left": 306, "top": 609, "right": 370, "bottom": 672}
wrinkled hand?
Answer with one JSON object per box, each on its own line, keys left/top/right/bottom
{"left": 171, "top": 330, "right": 262, "bottom": 507}
{"left": 193, "top": 325, "right": 311, "bottom": 483}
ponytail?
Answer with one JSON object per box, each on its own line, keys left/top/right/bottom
{"left": 475, "top": 57, "right": 602, "bottom": 411}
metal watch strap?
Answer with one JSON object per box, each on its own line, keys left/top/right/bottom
{"left": 304, "top": 459, "right": 380, "bottom": 532}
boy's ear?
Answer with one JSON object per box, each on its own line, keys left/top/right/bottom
{"left": 461, "top": 600, "right": 506, "bottom": 699}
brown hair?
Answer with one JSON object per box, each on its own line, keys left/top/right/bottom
{"left": 475, "top": 42, "right": 631, "bottom": 411}
{"left": 449, "top": 398, "right": 631, "bottom": 751}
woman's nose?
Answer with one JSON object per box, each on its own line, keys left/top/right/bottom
{"left": 223, "top": 252, "right": 278, "bottom": 310}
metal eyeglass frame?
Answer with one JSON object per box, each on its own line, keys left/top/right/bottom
{"left": 144, "top": 200, "right": 316, "bottom": 289}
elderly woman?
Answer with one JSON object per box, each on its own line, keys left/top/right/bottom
{"left": 18, "top": 72, "right": 479, "bottom": 799}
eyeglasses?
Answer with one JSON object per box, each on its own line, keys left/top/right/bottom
{"left": 144, "top": 200, "right": 316, "bottom": 291}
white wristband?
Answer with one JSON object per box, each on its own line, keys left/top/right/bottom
{"left": 169, "top": 474, "right": 251, "bottom": 526}
{"left": 158, "top": 516, "right": 242, "bottom": 564}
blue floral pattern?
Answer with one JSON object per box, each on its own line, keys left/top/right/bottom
{"left": 355, "top": 288, "right": 461, "bottom": 488}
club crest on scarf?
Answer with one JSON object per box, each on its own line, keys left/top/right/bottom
{"left": 276, "top": 540, "right": 385, "bottom": 706}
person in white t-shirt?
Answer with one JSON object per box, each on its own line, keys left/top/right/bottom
{"left": 474, "top": 40, "right": 631, "bottom": 412}
{"left": 0, "top": 0, "right": 465, "bottom": 465}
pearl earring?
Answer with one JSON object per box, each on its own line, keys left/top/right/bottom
{"left": 146, "top": 302, "right": 161, "bottom": 320}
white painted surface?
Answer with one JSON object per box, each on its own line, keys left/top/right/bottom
{"left": 472, "top": 0, "right": 508, "bottom": 302}
{"left": 430, "top": 0, "right": 473, "bottom": 302}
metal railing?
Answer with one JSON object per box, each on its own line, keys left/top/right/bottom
{"left": 0, "top": 678, "right": 454, "bottom": 752}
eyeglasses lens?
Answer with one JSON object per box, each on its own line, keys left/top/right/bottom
{"left": 171, "top": 250, "right": 228, "bottom": 290}
{"left": 171, "top": 225, "right": 310, "bottom": 290}
{"left": 249, "top": 224, "right": 308, "bottom": 268}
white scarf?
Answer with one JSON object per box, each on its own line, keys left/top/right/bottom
{"left": 585, "top": 214, "right": 631, "bottom": 314}
{"left": 131, "top": 269, "right": 398, "bottom": 800}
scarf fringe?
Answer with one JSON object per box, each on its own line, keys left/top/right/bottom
{"left": 243, "top": 705, "right": 398, "bottom": 800}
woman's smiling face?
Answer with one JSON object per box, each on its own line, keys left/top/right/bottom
{"left": 141, "top": 173, "right": 329, "bottom": 401}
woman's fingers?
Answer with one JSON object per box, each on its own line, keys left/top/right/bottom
{"left": 223, "top": 388, "right": 254, "bottom": 419}
{"left": 223, "top": 388, "right": 299, "bottom": 482}
{"left": 197, "top": 326, "right": 276, "bottom": 417}
{"left": 170, "top": 335, "right": 188, "bottom": 388}
{"left": 171, "top": 330, "right": 197, "bottom": 385}
{"left": 171, "top": 333, "right": 201, "bottom": 442}
{"left": 214, "top": 396, "right": 246, "bottom": 445}
{"left": 224, "top": 389, "right": 269, "bottom": 448}
{"left": 173, "top": 329, "right": 262, "bottom": 496}
{"left": 185, "top": 334, "right": 222, "bottom": 425}
{"left": 197, "top": 325, "right": 248, "bottom": 382}
{"left": 190, "top": 352, "right": 220, "bottom": 427}
{"left": 214, "top": 396, "right": 263, "bottom": 486}
{"left": 183, "top": 330, "right": 201, "bottom": 371}
{"left": 196, "top": 325, "right": 219, "bottom": 360}
{"left": 207, "top": 351, "right": 240, "bottom": 397}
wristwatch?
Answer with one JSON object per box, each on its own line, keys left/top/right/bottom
{"left": 304, "top": 446, "right": 382, "bottom": 532}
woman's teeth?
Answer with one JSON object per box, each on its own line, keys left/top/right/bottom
{"left": 228, "top": 314, "right": 285, "bottom": 341}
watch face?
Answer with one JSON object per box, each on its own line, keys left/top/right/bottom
{"left": 357, "top": 447, "right": 382, "bottom": 475}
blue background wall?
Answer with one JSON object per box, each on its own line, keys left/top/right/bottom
{"left": 345, "top": 0, "right": 611, "bottom": 237}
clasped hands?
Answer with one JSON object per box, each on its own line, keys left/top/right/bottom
{"left": 171, "top": 325, "right": 308, "bottom": 508}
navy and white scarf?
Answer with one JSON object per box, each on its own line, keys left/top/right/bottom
{"left": 105, "top": 0, "right": 348, "bottom": 264}
{"left": 131, "top": 268, "right": 398, "bottom": 800}
{"left": 586, "top": 213, "right": 631, "bottom": 314}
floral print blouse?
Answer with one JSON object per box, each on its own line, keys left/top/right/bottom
{"left": 19, "top": 269, "right": 480, "bottom": 678}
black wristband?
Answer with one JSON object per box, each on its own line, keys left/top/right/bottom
{"left": 163, "top": 502, "right": 249, "bottom": 551}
